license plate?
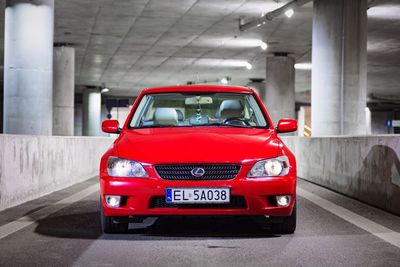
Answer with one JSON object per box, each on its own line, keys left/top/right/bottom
{"left": 166, "top": 188, "right": 230, "bottom": 204}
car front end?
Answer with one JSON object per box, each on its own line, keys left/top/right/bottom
{"left": 99, "top": 85, "right": 297, "bottom": 234}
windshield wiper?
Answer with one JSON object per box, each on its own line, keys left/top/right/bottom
{"left": 193, "top": 123, "right": 252, "bottom": 128}
{"left": 138, "top": 125, "right": 178, "bottom": 128}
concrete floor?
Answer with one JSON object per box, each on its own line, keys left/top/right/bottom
{"left": 0, "top": 178, "right": 400, "bottom": 267}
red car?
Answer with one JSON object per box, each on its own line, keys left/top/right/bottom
{"left": 100, "top": 85, "right": 297, "bottom": 234}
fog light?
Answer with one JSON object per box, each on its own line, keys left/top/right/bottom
{"left": 105, "top": 195, "right": 121, "bottom": 208}
{"left": 276, "top": 195, "right": 291, "bottom": 207}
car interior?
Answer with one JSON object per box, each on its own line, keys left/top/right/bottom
{"left": 131, "top": 93, "right": 268, "bottom": 128}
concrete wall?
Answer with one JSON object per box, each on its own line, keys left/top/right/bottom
{"left": 281, "top": 136, "right": 400, "bottom": 215}
{"left": 0, "top": 134, "right": 114, "bottom": 211}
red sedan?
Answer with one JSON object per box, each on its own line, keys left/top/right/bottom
{"left": 100, "top": 85, "right": 297, "bottom": 234}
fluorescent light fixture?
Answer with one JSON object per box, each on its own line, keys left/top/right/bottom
{"left": 205, "top": 38, "right": 267, "bottom": 49}
{"left": 218, "top": 60, "right": 253, "bottom": 69}
{"left": 221, "top": 77, "right": 229, "bottom": 84}
{"left": 284, "top": 9, "right": 294, "bottom": 18}
{"left": 294, "top": 63, "right": 312, "bottom": 70}
{"left": 100, "top": 83, "right": 110, "bottom": 94}
{"left": 197, "top": 59, "right": 253, "bottom": 70}
{"left": 367, "top": 6, "right": 400, "bottom": 20}
{"left": 100, "top": 87, "right": 110, "bottom": 94}
{"left": 260, "top": 41, "right": 268, "bottom": 50}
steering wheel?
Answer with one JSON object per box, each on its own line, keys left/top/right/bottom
{"left": 223, "top": 118, "right": 251, "bottom": 126}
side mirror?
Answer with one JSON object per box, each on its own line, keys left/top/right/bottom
{"left": 102, "top": 120, "right": 120, "bottom": 134}
{"left": 276, "top": 119, "right": 297, "bottom": 133}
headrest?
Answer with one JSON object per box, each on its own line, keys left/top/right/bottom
{"left": 219, "top": 100, "right": 243, "bottom": 119}
{"left": 154, "top": 108, "right": 178, "bottom": 126}
{"left": 175, "top": 109, "right": 184, "bottom": 121}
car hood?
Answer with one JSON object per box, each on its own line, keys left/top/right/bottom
{"left": 116, "top": 128, "right": 280, "bottom": 165}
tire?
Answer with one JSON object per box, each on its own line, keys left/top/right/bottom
{"left": 272, "top": 203, "right": 296, "bottom": 234}
{"left": 100, "top": 201, "right": 128, "bottom": 234}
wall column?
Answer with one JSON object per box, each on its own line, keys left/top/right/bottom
{"left": 311, "top": 0, "right": 367, "bottom": 136}
{"left": 3, "top": 0, "right": 54, "bottom": 135}
{"left": 83, "top": 89, "right": 101, "bottom": 136}
{"left": 53, "top": 46, "right": 75, "bottom": 136}
{"left": 265, "top": 54, "right": 295, "bottom": 125}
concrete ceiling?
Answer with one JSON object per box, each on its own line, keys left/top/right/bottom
{"left": 55, "top": 0, "right": 313, "bottom": 96}
{"left": 0, "top": 0, "right": 399, "bottom": 99}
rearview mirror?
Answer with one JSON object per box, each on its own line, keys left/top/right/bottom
{"left": 102, "top": 120, "right": 120, "bottom": 134}
{"left": 276, "top": 119, "right": 297, "bottom": 133}
{"left": 185, "top": 96, "right": 213, "bottom": 105}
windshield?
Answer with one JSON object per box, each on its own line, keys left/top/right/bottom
{"left": 129, "top": 93, "right": 269, "bottom": 128}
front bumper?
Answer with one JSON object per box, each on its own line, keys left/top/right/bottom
{"left": 100, "top": 165, "right": 296, "bottom": 217}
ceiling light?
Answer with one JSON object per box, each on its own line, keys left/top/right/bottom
{"left": 101, "top": 87, "right": 110, "bottom": 94}
{"left": 220, "top": 76, "right": 231, "bottom": 84}
{"left": 100, "top": 83, "right": 110, "bottom": 94}
{"left": 260, "top": 41, "right": 268, "bottom": 50}
{"left": 367, "top": 6, "right": 400, "bottom": 20}
{"left": 206, "top": 38, "right": 267, "bottom": 49}
{"left": 284, "top": 9, "right": 294, "bottom": 18}
{"left": 294, "top": 63, "right": 312, "bottom": 70}
{"left": 218, "top": 60, "right": 252, "bottom": 68}
{"left": 245, "top": 62, "right": 253, "bottom": 70}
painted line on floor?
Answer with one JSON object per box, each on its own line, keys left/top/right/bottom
{"left": 297, "top": 187, "right": 400, "bottom": 249}
{"left": 0, "top": 184, "right": 99, "bottom": 240}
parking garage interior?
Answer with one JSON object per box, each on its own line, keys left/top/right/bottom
{"left": 0, "top": 0, "right": 400, "bottom": 266}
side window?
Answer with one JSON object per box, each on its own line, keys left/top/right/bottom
{"left": 130, "top": 95, "right": 152, "bottom": 127}
{"left": 246, "top": 95, "right": 267, "bottom": 127}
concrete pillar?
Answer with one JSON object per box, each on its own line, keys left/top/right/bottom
{"left": 265, "top": 54, "right": 295, "bottom": 125}
{"left": 311, "top": 0, "right": 367, "bottom": 136}
{"left": 246, "top": 78, "right": 265, "bottom": 104}
{"left": 0, "top": 78, "right": 3, "bottom": 133}
{"left": 3, "top": 0, "right": 54, "bottom": 135}
{"left": 297, "top": 107, "right": 305, "bottom": 136}
{"left": 53, "top": 46, "right": 75, "bottom": 136}
{"left": 74, "top": 104, "right": 83, "bottom": 136}
{"left": 83, "top": 89, "right": 101, "bottom": 136}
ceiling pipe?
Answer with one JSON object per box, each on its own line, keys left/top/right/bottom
{"left": 240, "top": 0, "right": 385, "bottom": 32}
{"left": 239, "top": 0, "right": 312, "bottom": 32}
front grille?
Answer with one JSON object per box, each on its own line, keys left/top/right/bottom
{"left": 155, "top": 164, "right": 241, "bottom": 180}
{"left": 149, "top": 196, "right": 247, "bottom": 209}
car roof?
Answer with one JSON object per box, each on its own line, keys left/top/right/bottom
{"left": 141, "top": 84, "right": 254, "bottom": 94}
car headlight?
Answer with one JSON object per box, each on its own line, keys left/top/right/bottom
{"left": 107, "top": 156, "right": 148, "bottom": 178}
{"left": 248, "top": 156, "right": 289, "bottom": 177}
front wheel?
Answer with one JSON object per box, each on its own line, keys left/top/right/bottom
{"left": 271, "top": 203, "right": 296, "bottom": 234}
{"left": 100, "top": 201, "right": 128, "bottom": 234}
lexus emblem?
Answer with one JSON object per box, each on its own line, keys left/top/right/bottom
{"left": 191, "top": 167, "right": 205, "bottom": 177}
